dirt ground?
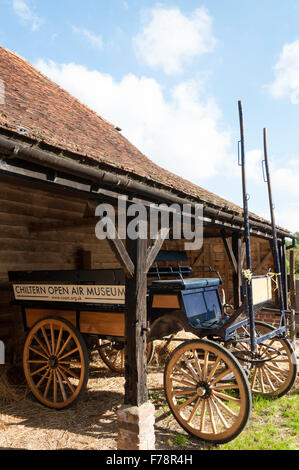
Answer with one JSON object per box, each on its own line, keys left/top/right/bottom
{"left": 0, "top": 339, "right": 298, "bottom": 451}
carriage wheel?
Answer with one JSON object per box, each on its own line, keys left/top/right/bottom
{"left": 98, "top": 339, "right": 155, "bottom": 373}
{"left": 164, "top": 339, "right": 251, "bottom": 444}
{"left": 23, "top": 317, "right": 89, "bottom": 409}
{"left": 229, "top": 321, "right": 297, "bottom": 397}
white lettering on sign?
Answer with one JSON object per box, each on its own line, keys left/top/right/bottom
{"left": 13, "top": 284, "right": 126, "bottom": 304}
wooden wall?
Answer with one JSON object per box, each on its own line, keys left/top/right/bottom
{"left": 0, "top": 173, "right": 275, "bottom": 363}
{"left": 163, "top": 237, "right": 275, "bottom": 306}
{"left": 0, "top": 173, "right": 119, "bottom": 362}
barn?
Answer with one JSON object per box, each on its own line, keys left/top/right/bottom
{"left": 0, "top": 46, "right": 295, "bottom": 448}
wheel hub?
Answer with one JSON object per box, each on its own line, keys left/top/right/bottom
{"left": 48, "top": 356, "right": 58, "bottom": 369}
{"left": 196, "top": 381, "right": 211, "bottom": 399}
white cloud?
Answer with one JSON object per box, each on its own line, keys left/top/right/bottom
{"left": 12, "top": 0, "right": 43, "bottom": 31}
{"left": 35, "top": 59, "right": 231, "bottom": 181}
{"left": 133, "top": 7, "right": 216, "bottom": 75}
{"left": 72, "top": 26, "right": 103, "bottom": 50}
{"left": 274, "top": 203, "right": 299, "bottom": 234}
{"left": 268, "top": 39, "right": 299, "bottom": 103}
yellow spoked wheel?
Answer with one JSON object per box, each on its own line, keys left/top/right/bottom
{"left": 98, "top": 339, "right": 155, "bottom": 373}
{"left": 164, "top": 339, "right": 251, "bottom": 444}
{"left": 229, "top": 321, "right": 297, "bottom": 397}
{"left": 23, "top": 317, "right": 89, "bottom": 409}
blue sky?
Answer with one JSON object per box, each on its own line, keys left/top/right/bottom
{"left": 0, "top": 0, "right": 299, "bottom": 233}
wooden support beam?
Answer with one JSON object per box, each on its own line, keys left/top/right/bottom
{"left": 107, "top": 233, "right": 135, "bottom": 278}
{"left": 145, "top": 228, "right": 169, "bottom": 273}
{"left": 124, "top": 236, "right": 148, "bottom": 406}
{"left": 222, "top": 234, "right": 238, "bottom": 273}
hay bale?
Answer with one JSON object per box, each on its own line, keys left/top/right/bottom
{"left": 153, "top": 331, "right": 198, "bottom": 366}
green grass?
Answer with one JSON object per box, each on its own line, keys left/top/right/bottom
{"left": 150, "top": 383, "right": 299, "bottom": 450}
{"left": 218, "top": 388, "right": 299, "bottom": 450}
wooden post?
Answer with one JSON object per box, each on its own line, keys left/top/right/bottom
{"left": 124, "top": 236, "right": 148, "bottom": 406}
{"left": 117, "top": 235, "right": 156, "bottom": 450}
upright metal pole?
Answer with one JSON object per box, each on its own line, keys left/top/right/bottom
{"left": 238, "top": 101, "right": 256, "bottom": 352}
{"left": 262, "top": 128, "right": 286, "bottom": 327}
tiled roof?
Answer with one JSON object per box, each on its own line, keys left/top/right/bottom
{"left": 0, "top": 46, "right": 287, "bottom": 230}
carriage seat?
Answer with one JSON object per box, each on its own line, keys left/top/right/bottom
{"left": 150, "top": 278, "right": 220, "bottom": 290}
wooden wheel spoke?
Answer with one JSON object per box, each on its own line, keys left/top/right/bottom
{"left": 259, "top": 340, "right": 275, "bottom": 358}
{"left": 31, "top": 364, "right": 49, "bottom": 377}
{"left": 210, "top": 397, "right": 229, "bottom": 429}
{"left": 212, "top": 393, "right": 238, "bottom": 418}
{"left": 199, "top": 399, "right": 206, "bottom": 432}
{"left": 54, "top": 326, "right": 63, "bottom": 356}
{"left": 59, "top": 364, "right": 80, "bottom": 380}
{"left": 50, "top": 323, "right": 55, "bottom": 355}
{"left": 58, "top": 347, "right": 79, "bottom": 361}
{"left": 57, "top": 334, "right": 72, "bottom": 359}
{"left": 207, "top": 399, "right": 217, "bottom": 434}
{"left": 172, "top": 389, "right": 198, "bottom": 398}
{"left": 259, "top": 368, "right": 265, "bottom": 393}
{"left": 56, "top": 369, "right": 67, "bottom": 401}
{"left": 207, "top": 357, "right": 221, "bottom": 383}
{"left": 182, "top": 354, "right": 200, "bottom": 382}
{"left": 43, "top": 370, "right": 53, "bottom": 398}
{"left": 251, "top": 367, "right": 258, "bottom": 390}
{"left": 28, "top": 360, "right": 48, "bottom": 364}
{"left": 263, "top": 368, "right": 275, "bottom": 391}
{"left": 171, "top": 376, "right": 197, "bottom": 388}
{"left": 112, "top": 351, "right": 121, "bottom": 365}
{"left": 209, "top": 368, "right": 232, "bottom": 387}
{"left": 203, "top": 351, "right": 209, "bottom": 381}
{"left": 266, "top": 363, "right": 288, "bottom": 376}
{"left": 174, "top": 365, "right": 197, "bottom": 385}
{"left": 57, "top": 367, "right": 75, "bottom": 393}
{"left": 41, "top": 326, "right": 52, "bottom": 355}
{"left": 187, "top": 397, "right": 202, "bottom": 424}
{"left": 32, "top": 334, "right": 50, "bottom": 357}
{"left": 213, "top": 390, "right": 240, "bottom": 403}
{"left": 177, "top": 394, "right": 198, "bottom": 411}
{"left": 29, "top": 346, "right": 49, "bottom": 360}
{"left": 53, "top": 370, "right": 57, "bottom": 403}
{"left": 36, "top": 368, "right": 51, "bottom": 389}
{"left": 211, "top": 383, "right": 239, "bottom": 391}
{"left": 193, "top": 349, "right": 203, "bottom": 380}
{"left": 264, "top": 364, "right": 284, "bottom": 383}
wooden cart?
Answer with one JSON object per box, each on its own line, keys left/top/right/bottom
{"left": 9, "top": 250, "right": 297, "bottom": 444}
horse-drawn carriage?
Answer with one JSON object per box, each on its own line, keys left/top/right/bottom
{"left": 9, "top": 248, "right": 297, "bottom": 444}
